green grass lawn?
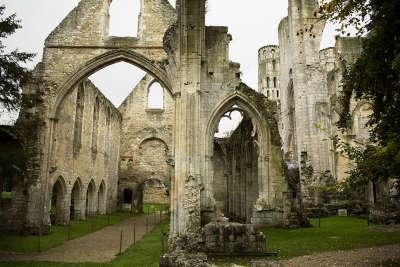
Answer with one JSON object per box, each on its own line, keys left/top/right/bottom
{"left": 0, "top": 220, "right": 169, "bottom": 267}
{"left": 1, "top": 216, "right": 400, "bottom": 267}
{"left": 265, "top": 216, "right": 400, "bottom": 259}
{"left": 381, "top": 259, "right": 400, "bottom": 267}
{"left": 142, "top": 203, "right": 169, "bottom": 214}
{"left": 0, "top": 192, "right": 12, "bottom": 199}
{"left": 211, "top": 216, "right": 400, "bottom": 266}
{"left": 0, "top": 212, "right": 133, "bottom": 253}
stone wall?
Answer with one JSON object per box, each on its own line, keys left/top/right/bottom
{"left": 260, "top": 0, "right": 367, "bottom": 204}
{"left": 212, "top": 118, "right": 260, "bottom": 223}
{"left": 46, "top": 79, "right": 121, "bottom": 226}
{"left": 15, "top": 0, "right": 176, "bottom": 233}
{"left": 164, "top": 2, "right": 290, "bottom": 240}
{"left": 118, "top": 73, "right": 174, "bottom": 209}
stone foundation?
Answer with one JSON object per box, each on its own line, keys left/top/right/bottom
{"left": 160, "top": 251, "right": 210, "bottom": 267}
{"left": 202, "top": 222, "right": 266, "bottom": 255}
{"left": 251, "top": 210, "right": 285, "bottom": 227}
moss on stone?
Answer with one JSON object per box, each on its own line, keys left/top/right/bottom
{"left": 235, "top": 83, "right": 282, "bottom": 147}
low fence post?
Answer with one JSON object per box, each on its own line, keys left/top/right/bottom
{"left": 119, "top": 229, "right": 123, "bottom": 255}
{"left": 68, "top": 223, "right": 71, "bottom": 240}
{"left": 133, "top": 223, "right": 136, "bottom": 244}
{"left": 161, "top": 228, "right": 165, "bottom": 253}
{"left": 90, "top": 213, "right": 94, "bottom": 232}
{"left": 38, "top": 226, "right": 42, "bottom": 253}
{"left": 318, "top": 209, "right": 321, "bottom": 228}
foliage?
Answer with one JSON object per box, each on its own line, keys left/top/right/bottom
{"left": 0, "top": 128, "right": 26, "bottom": 192}
{"left": 331, "top": 134, "right": 400, "bottom": 189}
{"left": 321, "top": 0, "right": 400, "bottom": 186}
{"left": 312, "top": 171, "right": 340, "bottom": 203}
{"left": 282, "top": 161, "right": 300, "bottom": 193}
{"left": 236, "top": 83, "right": 282, "bottom": 147}
{"left": 0, "top": 5, "right": 34, "bottom": 111}
{"left": 142, "top": 203, "right": 170, "bottom": 214}
{"left": 0, "top": 191, "right": 11, "bottom": 199}
{"left": 320, "top": 0, "right": 371, "bottom": 35}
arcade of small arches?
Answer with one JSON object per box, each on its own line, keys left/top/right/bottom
{"left": 50, "top": 176, "right": 107, "bottom": 225}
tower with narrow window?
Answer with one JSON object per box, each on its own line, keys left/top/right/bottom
{"left": 258, "top": 45, "right": 280, "bottom": 102}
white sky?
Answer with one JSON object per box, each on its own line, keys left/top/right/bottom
{"left": 1, "top": 0, "right": 337, "bottom": 114}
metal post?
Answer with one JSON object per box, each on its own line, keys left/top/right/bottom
{"left": 318, "top": 215, "right": 321, "bottom": 228}
{"left": 133, "top": 223, "right": 136, "bottom": 244}
{"left": 91, "top": 214, "right": 94, "bottom": 232}
{"left": 68, "top": 223, "right": 71, "bottom": 240}
{"left": 161, "top": 228, "right": 165, "bottom": 253}
{"left": 38, "top": 226, "right": 42, "bottom": 252}
{"left": 119, "top": 229, "right": 123, "bottom": 255}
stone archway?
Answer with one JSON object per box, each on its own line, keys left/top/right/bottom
{"left": 85, "top": 180, "right": 97, "bottom": 218}
{"left": 134, "top": 138, "right": 171, "bottom": 211}
{"left": 50, "top": 176, "right": 68, "bottom": 225}
{"left": 50, "top": 49, "right": 172, "bottom": 119}
{"left": 97, "top": 180, "right": 106, "bottom": 215}
{"left": 70, "top": 178, "right": 83, "bottom": 220}
{"left": 203, "top": 92, "right": 271, "bottom": 224}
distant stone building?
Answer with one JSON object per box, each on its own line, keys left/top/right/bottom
{"left": 258, "top": 45, "right": 280, "bottom": 102}
{"left": 258, "top": 0, "right": 371, "bottom": 204}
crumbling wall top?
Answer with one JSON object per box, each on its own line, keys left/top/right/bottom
{"left": 45, "top": 0, "right": 110, "bottom": 46}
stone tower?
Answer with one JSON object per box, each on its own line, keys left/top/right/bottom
{"left": 258, "top": 45, "right": 280, "bottom": 102}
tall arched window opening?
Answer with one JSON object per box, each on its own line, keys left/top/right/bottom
{"left": 109, "top": 0, "right": 140, "bottom": 37}
{"left": 147, "top": 82, "right": 164, "bottom": 109}
{"left": 73, "top": 83, "right": 85, "bottom": 156}
{"left": 91, "top": 96, "right": 100, "bottom": 158}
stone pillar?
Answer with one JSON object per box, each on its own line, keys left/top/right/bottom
{"left": 170, "top": 0, "right": 205, "bottom": 239}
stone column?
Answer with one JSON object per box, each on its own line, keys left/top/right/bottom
{"left": 171, "top": 0, "right": 205, "bottom": 238}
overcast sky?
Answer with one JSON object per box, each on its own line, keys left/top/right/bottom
{"left": 1, "top": 0, "right": 337, "bottom": 125}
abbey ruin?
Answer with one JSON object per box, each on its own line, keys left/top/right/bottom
{"left": 0, "top": 0, "right": 384, "bottom": 264}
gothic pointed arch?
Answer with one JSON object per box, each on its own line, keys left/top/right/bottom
{"left": 50, "top": 49, "right": 173, "bottom": 119}
{"left": 203, "top": 84, "right": 283, "bottom": 224}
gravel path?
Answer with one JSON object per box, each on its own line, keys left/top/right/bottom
{"left": 279, "top": 244, "right": 400, "bottom": 267}
{"left": 0, "top": 212, "right": 167, "bottom": 263}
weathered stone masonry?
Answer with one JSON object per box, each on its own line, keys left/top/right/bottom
{"left": 118, "top": 73, "right": 174, "bottom": 211}
{"left": 7, "top": 0, "right": 176, "bottom": 233}
{"left": 4, "top": 1, "right": 299, "bottom": 263}
{"left": 258, "top": 0, "right": 369, "bottom": 204}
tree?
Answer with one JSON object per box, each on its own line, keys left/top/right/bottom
{"left": 321, "top": 0, "right": 400, "bottom": 186}
{"left": 0, "top": 5, "right": 34, "bottom": 112}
